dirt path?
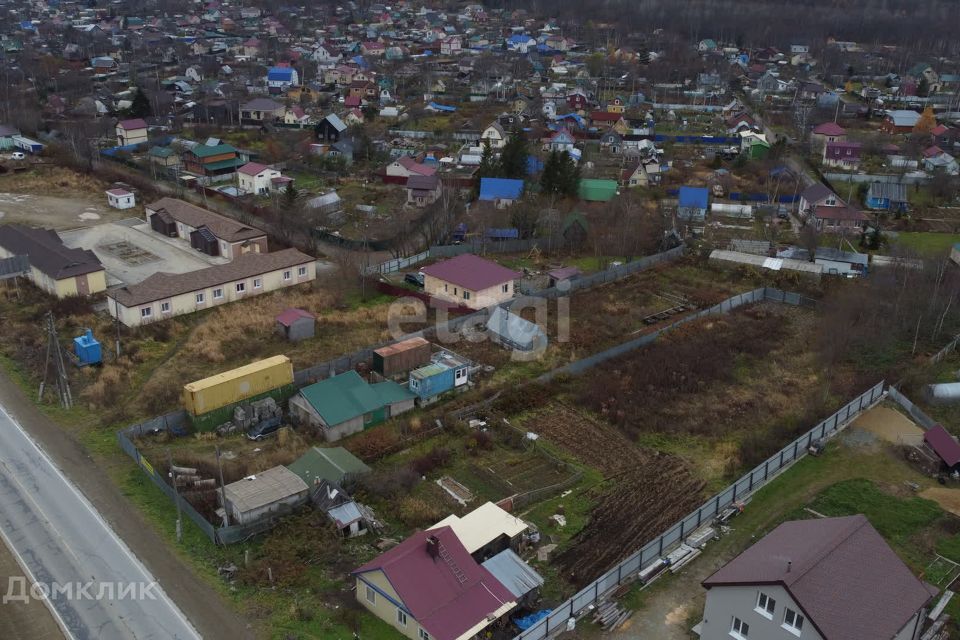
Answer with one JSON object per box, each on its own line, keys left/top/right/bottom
{"left": 0, "top": 538, "right": 64, "bottom": 640}
{"left": 850, "top": 405, "right": 924, "bottom": 444}
{"left": 0, "top": 368, "right": 256, "bottom": 640}
{"left": 0, "top": 192, "right": 121, "bottom": 230}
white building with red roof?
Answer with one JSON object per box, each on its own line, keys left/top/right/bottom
{"left": 116, "top": 118, "right": 148, "bottom": 146}
{"left": 237, "top": 162, "right": 291, "bottom": 196}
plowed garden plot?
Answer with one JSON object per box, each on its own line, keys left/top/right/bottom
{"left": 453, "top": 261, "right": 748, "bottom": 373}
{"left": 521, "top": 404, "right": 705, "bottom": 586}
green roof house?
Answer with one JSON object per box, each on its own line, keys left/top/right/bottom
{"left": 287, "top": 446, "right": 370, "bottom": 487}
{"left": 578, "top": 179, "right": 619, "bottom": 202}
{"left": 289, "top": 371, "right": 416, "bottom": 442}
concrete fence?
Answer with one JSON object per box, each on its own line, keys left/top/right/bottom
{"left": 514, "top": 380, "right": 887, "bottom": 640}
{"left": 887, "top": 386, "right": 939, "bottom": 430}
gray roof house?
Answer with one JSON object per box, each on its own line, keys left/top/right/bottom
{"left": 219, "top": 465, "right": 309, "bottom": 526}
{"left": 697, "top": 514, "right": 938, "bottom": 640}
{"left": 486, "top": 306, "right": 548, "bottom": 352}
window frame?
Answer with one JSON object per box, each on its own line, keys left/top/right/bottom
{"left": 782, "top": 608, "right": 804, "bottom": 636}
{"left": 196, "top": 292, "right": 205, "bottom": 304}
{"left": 297, "top": 265, "right": 307, "bottom": 277}
{"left": 730, "top": 617, "right": 749, "bottom": 640}
{"left": 140, "top": 306, "right": 153, "bottom": 318}
{"left": 364, "top": 584, "right": 375, "bottom": 604}
{"left": 418, "top": 628, "right": 429, "bottom": 640}
{"left": 213, "top": 288, "right": 224, "bottom": 300}
{"left": 755, "top": 591, "right": 775, "bottom": 619}
{"left": 502, "top": 283, "right": 509, "bottom": 293}
{"left": 236, "top": 282, "right": 246, "bottom": 293}
{"left": 253, "top": 278, "right": 262, "bottom": 289}
{"left": 160, "top": 301, "right": 171, "bottom": 314}
{"left": 283, "top": 270, "right": 292, "bottom": 281}
{"left": 396, "top": 609, "right": 407, "bottom": 627}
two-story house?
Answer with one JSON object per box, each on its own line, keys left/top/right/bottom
{"left": 116, "top": 118, "right": 148, "bottom": 146}
{"left": 181, "top": 143, "right": 243, "bottom": 182}
{"left": 697, "top": 515, "right": 936, "bottom": 640}
{"left": 480, "top": 121, "right": 507, "bottom": 149}
{"left": 237, "top": 162, "right": 291, "bottom": 195}
{"left": 822, "top": 141, "right": 862, "bottom": 170}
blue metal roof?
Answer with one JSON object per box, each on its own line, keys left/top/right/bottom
{"left": 486, "top": 228, "right": 519, "bottom": 240}
{"left": 678, "top": 186, "right": 709, "bottom": 209}
{"left": 427, "top": 101, "right": 457, "bottom": 112}
{"left": 267, "top": 67, "right": 293, "bottom": 81}
{"left": 479, "top": 178, "right": 524, "bottom": 201}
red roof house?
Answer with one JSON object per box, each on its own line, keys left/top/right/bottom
{"left": 924, "top": 424, "right": 960, "bottom": 467}
{"left": 352, "top": 526, "right": 516, "bottom": 640}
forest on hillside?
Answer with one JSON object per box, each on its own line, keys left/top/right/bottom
{"left": 482, "top": 0, "right": 960, "bottom": 56}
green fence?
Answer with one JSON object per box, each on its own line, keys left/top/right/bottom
{"left": 189, "top": 384, "right": 296, "bottom": 432}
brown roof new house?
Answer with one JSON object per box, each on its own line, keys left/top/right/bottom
{"left": 146, "top": 198, "right": 266, "bottom": 243}
{"left": 699, "top": 514, "right": 937, "bottom": 640}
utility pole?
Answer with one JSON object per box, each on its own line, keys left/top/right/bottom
{"left": 168, "top": 450, "right": 183, "bottom": 543}
{"left": 216, "top": 446, "right": 230, "bottom": 527}
{"left": 114, "top": 297, "right": 122, "bottom": 358}
{"left": 39, "top": 312, "right": 72, "bottom": 409}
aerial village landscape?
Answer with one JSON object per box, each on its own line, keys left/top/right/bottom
{"left": 2, "top": 1, "right": 960, "bottom": 639}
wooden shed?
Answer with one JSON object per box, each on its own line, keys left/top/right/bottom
{"left": 372, "top": 336, "right": 431, "bottom": 378}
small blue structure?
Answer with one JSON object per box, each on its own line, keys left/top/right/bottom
{"left": 451, "top": 223, "right": 468, "bottom": 243}
{"left": 865, "top": 182, "right": 908, "bottom": 213}
{"left": 479, "top": 178, "right": 524, "bottom": 204}
{"left": 73, "top": 329, "right": 102, "bottom": 367}
{"left": 526, "top": 155, "right": 544, "bottom": 176}
{"left": 267, "top": 67, "right": 294, "bottom": 82}
{"left": 486, "top": 228, "right": 520, "bottom": 240}
{"left": 678, "top": 186, "right": 709, "bottom": 221}
{"left": 427, "top": 101, "right": 457, "bottom": 112}
{"left": 408, "top": 352, "right": 470, "bottom": 405}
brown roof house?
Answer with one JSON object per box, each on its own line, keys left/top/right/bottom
{"left": 697, "top": 514, "right": 937, "bottom": 640}
{"left": 420, "top": 254, "right": 519, "bottom": 310}
{"left": 107, "top": 248, "right": 316, "bottom": 327}
{"left": 0, "top": 224, "right": 106, "bottom": 298}
{"left": 146, "top": 198, "right": 268, "bottom": 259}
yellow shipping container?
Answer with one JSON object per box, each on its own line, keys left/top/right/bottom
{"left": 183, "top": 355, "right": 294, "bottom": 416}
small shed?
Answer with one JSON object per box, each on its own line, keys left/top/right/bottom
{"left": 219, "top": 465, "right": 309, "bottom": 526}
{"left": 287, "top": 446, "right": 370, "bottom": 487}
{"left": 923, "top": 425, "right": 960, "bottom": 473}
{"left": 276, "top": 308, "right": 316, "bottom": 342}
{"left": 189, "top": 226, "right": 219, "bottom": 256}
{"left": 372, "top": 336, "right": 431, "bottom": 378}
{"left": 309, "top": 479, "right": 367, "bottom": 537}
{"left": 482, "top": 549, "right": 544, "bottom": 604}
{"left": 149, "top": 209, "right": 177, "bottom": 237}
{"left": 547, "top": 266, "right": 581, "bottom": 288}
{"left": 678, "top": 186, "right": 710, "bottom": 221}
{"left": 106, "top": 188, "right": 136, "bottom": 210}
{"left": 486, "top": 306, "right": 547, "bottom": 353}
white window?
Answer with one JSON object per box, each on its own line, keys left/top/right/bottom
{"left": 783, "top": 609, "right": 804, "bottom": 635}
{"left": 455, "top": 369, "right": 465, "bottom": 380}
{"left": 453, "top": 287, "right": 458, "bottom": 296}
{"left": 236, "top": 282, "right": 246, "bottom": 293}
{"left": 140, "top": 306, "right": 152, "bottom": 318}
{"left": 160, "top": 301, "right": 171, "bottom": 313}
{"left": 365, "top": 584, "right": 375, "bottom": 604}
{"left": 253, "top": 278, "right": 262, "bottom": 289}
{"left": 502, "top": 283, "right": 509, "bottom": 293}
{"left": 730, "top": 617, "right": 749, "bottom": 640}
{"left": 213, "top": 288, "right": 224, "bottom": 300}
{"left": 196, "top": 292, "right": 205, "bottom": 304}
{"left": 298, "top": 266, "right": 307, "bottom": 277}
{"left": 463, "top": 291, "right": 470, "bottom": 300}
{"left": 756, "top": 592, "right": 775, "bottom": 618}
{"left": 397, "top": 609, "right": 407, "bottom": 627}
{"left": 283, "top": 270, "right": 291, "bottom": 281}
{"left": 418, "top": 628, "right": 429, "bottom": 640}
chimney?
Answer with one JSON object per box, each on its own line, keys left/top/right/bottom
{"left": 787, "top": 560, "right": 792, "bottom": 573}
{"left": 426, "top": 535, "right": 440, "bottom": 559}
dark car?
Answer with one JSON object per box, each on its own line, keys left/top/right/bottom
{"left": 246, "top": 418, "right": 282, "bottom": 441}
{"left": 405, "top": 272, "right": 424, "bottom": 288}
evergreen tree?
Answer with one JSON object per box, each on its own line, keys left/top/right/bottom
{"left": 499, "top": 129, "right": 528, "bottom": 179}
{"left": 128, "top": 87, "right": 151, "bottom": 118}
{"left": 917, "top": 76, "right": 930, "bottom": 98}
{"left": 540, "top": 150, "right": 580, "bottom": 198}
{"left": 283, "top": 182, "right": 299, "bottom": 208}
{"left": 475, "top": 138, "right": 501, "bottom": 196}
{"left": 540, "top": 150, "right": 562, "bottom": 195}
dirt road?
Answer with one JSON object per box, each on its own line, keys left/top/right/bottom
{"left": 0, "top": 192, "right": 122, "bottom": 230}
{"left": 0, "top": 369, "right": 255, "bottom": 640}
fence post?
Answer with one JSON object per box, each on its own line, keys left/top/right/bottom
{"left": 595, "top": 581, "right": 599, "bottom": 602}
{"left": 658, "top": 536, "right": 664, "bottom": 556}
{"left": 793, "top": 441, "right": 799, "bottom": 459}
{"left": 779, "top": 450, "right": 784, "bottom": 468}
{"left": 618, "top": 564, "right": 623, "bottom": 584}
{"left": 680, "top": 520, "right": 685, "bottom": 540}
{"left": 715, "top": 495, "right": 720, "bottom": 514}
{"left": 764, "top": 460, "right": 769, "bottom": 481}
{"left": 748, "top": 472, "right": 754, "bottom": 492}
{"left": 732, "top": 483, "right": 737, "bottom": 503}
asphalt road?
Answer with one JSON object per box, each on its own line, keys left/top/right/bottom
{"left": 0, "top": 402, "right": 200, "bottom": 640}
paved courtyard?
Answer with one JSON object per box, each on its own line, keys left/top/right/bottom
{"left": 59, "top": 218, "right": 228, "bottom": 287}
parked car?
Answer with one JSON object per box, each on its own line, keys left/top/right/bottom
{"left": 405, "top": 272, "right": 424, "bottom": 288}
{"left": 247, "top": 418, "right": 282, "bottom": 441}
{"left": 10, "top": 152, "right": 25, "bottom": 160}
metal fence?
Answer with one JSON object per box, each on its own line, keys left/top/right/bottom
{"left": 365, "top": 250, "right": 430, "bottom": 275}
{"left": 514, "top": 380, "right": 887, "bottom": 640}
{"left": 930, "top": 334, "right": 960, "bottom": 365}
{"left": 887, "top": 386, "right": 938, "bottom": 430}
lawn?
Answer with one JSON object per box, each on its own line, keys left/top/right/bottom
{"left": 892, "top": 232, "right": 960, "bottom": 256}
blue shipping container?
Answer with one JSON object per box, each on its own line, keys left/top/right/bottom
{"left": 409, "top": 363, "right": 455, "bottom": 401}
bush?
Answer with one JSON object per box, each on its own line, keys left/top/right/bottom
{"left": 359, "top": 466, "right": 419, "bottom": 499}
{"left": 398, "top": 496, "right": 445, "bottom": 528}
{"left": 411, "top": 446, "right": 451, "bottom": 476}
